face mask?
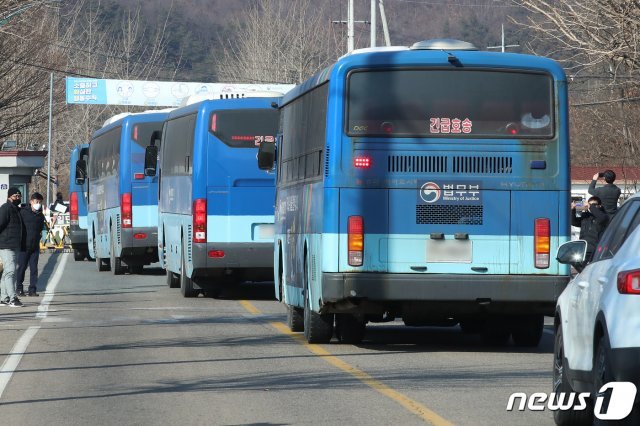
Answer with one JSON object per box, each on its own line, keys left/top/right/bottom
{"left": 32, "top": 203, "right": 41, "bottom": 211}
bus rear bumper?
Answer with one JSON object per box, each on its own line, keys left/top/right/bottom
{"left": 119, "top": 227, "right": 159, "bottom": 264}
{"left": 69, "top": 226, "right": 87, "bottom": 246}
{"left": 191, "top": 242, "right": 274, "bottom": 282}
{"left": 321, "top": 273, "right": 568, "bottom": 315}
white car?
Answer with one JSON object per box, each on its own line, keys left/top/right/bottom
{"left": 554, "top": 193, "right": 640, "bottom": 425}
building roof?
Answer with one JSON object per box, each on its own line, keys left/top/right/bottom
{"left": 571, "top": 166, "right": 640, "bottom": 182}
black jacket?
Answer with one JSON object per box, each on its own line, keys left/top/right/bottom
{"left": 0, "top": 201, "right": 24, "bottom": 250}
{"left": 20, "top": 206, "right": 45, "bottom": 252}
{"left": 572, "top": 205, "right": 609, "bottom": 257}
{"left": 588, "top": 181, "right": 621, "bottom": 215}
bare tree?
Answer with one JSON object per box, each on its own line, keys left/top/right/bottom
{"left": 216, "top": 0, "right": 341, "bottom": 84}
{"left": 512, "top": 0, "right": 640, "bottom": 183}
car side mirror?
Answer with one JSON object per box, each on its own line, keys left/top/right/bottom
{"left": 257, "top": 142, "right": 276, "bottom": 171}
{"left": 75, "top": 159, "right": 87, "bottom": 185}
{"left": 556, "top": 240, "right": 587, "bottom": 271}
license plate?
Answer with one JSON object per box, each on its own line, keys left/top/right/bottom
{"left": 426, "top": 240, "right": 472, "bottom": 263}
{"left": 255, "top": 224, "right": 274, "bottom": 240}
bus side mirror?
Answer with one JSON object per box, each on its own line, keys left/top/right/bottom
{"left": 556, "top": 240, "right": 587, "bottom": 272}
{"left": 75, "top": 159, "right": 87, "bottom": 185}
{"left": 257, "top": 142, "right": 276, "bottom": 171}
{"left": 144, "top": 130, "right": 161, "bottom": 176}
{"left": 144, "top": 145, "right": 158, "bottom": 176}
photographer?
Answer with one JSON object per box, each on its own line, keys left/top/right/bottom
{"left": 588, "top": 170, "right": 621, "bottom": 215}
{"left": 571, "top": 196, "right": 609, "bottom": 263}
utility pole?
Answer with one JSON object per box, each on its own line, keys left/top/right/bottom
{"left": 46, "top": 73, "right": 53, "bottom": 209}
{"left": 379, "top": 0, "right": 391, "bottom": 46}
{"left": 370, "top": 0, "right": 376, "bottom": 47}
{"left": 332, "top": 0, "right": 370, "bottom": 53}
{"left": 487, "top": 24, "right": 519, "bottom": 53}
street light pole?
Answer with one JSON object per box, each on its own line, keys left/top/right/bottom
{"left": 46, "top": 72, "right": 53, "bottom": 209}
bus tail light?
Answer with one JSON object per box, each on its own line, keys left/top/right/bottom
{"left": 534, "top": 218, "right": 550, "bottom": 269}
{"left": 132, "top": 125, "right": 138, "bottom": 141}
{"left": 121, "top": 193, "right": 132, "bottom": 228}
{"left": 210, "top": 113, "right": 217, "bottom": 132}
{"left": 193, "top": 198, "right": 207, "bottom": 243}
{"left": 70, "top": 192, "right": 79, "bottom": 225}
{"left": 617, "top": 269, "right": 640, "bottom": 294}
{"left": 134, "top": 233, "right": 147, "bottom": 240}
{"left": 354, "top": 156, "right": 371, "bottom": 169}
{"left": 208, "top": 250, "right": 225, "bottom": 258}
{"left": 134, "top": 173, "right": 144, "bottom": 180}
{"left": 348, "top": 215, "right": 364, "bottom": 267}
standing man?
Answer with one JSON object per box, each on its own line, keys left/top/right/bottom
{"left": 16, "top": 192, "right": 45, "bottom": 297}
{"left": 588, "top": 170, "right": 621, "bottom": 216}
{"left": 571, "top": 196, "right": 609, "bottom": 263}
{"left": 0, "top": 187, "right": 25, "bottom": 307}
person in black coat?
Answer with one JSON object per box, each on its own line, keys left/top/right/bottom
{"left": 0, "top": 187, "right": 25, "bottom": 306}
{"left": 571, "top": 196, "right": 609, "bottom": 263}
{"left": 16, "top": 192, "right": 45, "bottom": 297}
{"left": 588, "top": 170, "right": 621, "bottom": 216}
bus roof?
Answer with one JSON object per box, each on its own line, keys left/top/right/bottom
{"left": 282, "top": 42, "right": 566, "bottom": 105}
{"left": 166, "top": 96, "right": 282, "bottom": 121}
{"left": 93, "top": 110, "right": 172, "bottom": 140}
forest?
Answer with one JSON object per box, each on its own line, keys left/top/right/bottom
{"left": 0, "top": 0, "right": 639, "bottom": 193}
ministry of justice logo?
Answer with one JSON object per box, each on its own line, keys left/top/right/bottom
{"left": 420, "top": 182, "right": 441, "bottom": 203}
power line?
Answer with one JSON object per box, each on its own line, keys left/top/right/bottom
{"left": 387, "top": 0, "right": 518, "bottom": 7}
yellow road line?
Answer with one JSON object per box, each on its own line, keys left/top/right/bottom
{"left": 239, "top": 299, "right": 261, "bottom": 315}
{"left": 240, "top": 300, "right": 454, "bottom": 426}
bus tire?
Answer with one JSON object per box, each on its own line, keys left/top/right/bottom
{"left": 166, "top": 269, "right": 180, "bottom": 288}
{"left": 94, "top": 238, "right": 109, "bottom": 272}
{"left": 335, "top": 314, "right": 366, "bottom": 344}
{"left": 287, "top": 304, "right": 304, "bottom": 332}
{"left": 110, "top": 234, "right": 124, "bottom": 275}
{"left": 73, "top": 248, "right": 85, "bottom": 261}
{"left": 303, "top": 256, "right": 333, "bottom": 344}
{"left": 481, "top": 315, "right": 511, "bottom": 346}
{"left": 511, "top": 314, "right": 544, "bottom": 347}
{"left": 553, "top": 324, "right": 593, "bottom": 425}
{"left": 180, "top": 250, "right": 197, "bottom": 298}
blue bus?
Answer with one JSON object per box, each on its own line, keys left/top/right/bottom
{"left": 157, "top": 96, "right": 281, "bottom": 298}
{"left": 86, "top": 110, "right": 170, "bottom": 274}
{"left": 69, "top": 143, "right": 90, "bottom": 261}
{"left": 258, "top": 39, "right": 570, "bottom": 344}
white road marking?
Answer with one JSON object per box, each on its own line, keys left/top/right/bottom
{"left": 36, "top": 253, "right": 69, "bottom": 319}
{"left": 0, "top": 326, "right": 40, "bottom": 398}
{"left": 0, "top": 253, "right": 68, "bottom": 400}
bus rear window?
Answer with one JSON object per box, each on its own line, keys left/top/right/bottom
{"left": 131, "top": 122, "right": 163, "bottom": 148}
{"left": 347, "top": 69, "right": 554, "bottom": 138}
{"left": 210, "top": 109, "right": 280, "bottom": 148}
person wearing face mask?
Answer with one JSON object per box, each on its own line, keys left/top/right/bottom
{"left": 0, "top": 187, "right": 25, "bottom": 307}
{"left": 16, "top": 192, "right": 45, "bottom": 297}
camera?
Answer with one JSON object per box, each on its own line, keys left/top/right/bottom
{"left": 598, "top": 172, "right": 604, "bottom": 178}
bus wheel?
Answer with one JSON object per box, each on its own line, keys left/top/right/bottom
{"left": 73, "top": 248, "right": 85, "bottom": 261}
{"left": 303, "top": 288, "right": 333, "bottom": 343}
{"left": 94, "top": 238, "right": 109, "bottom": 272}
{"left": 481, "top": 315, "right": 511, "bottom": 346}
{"left": 335, "top": 314, "right": 366, "bottom": 344}
{"left": 166, "top": 269, "right": 180, "bottom": 288}
{"left": 180, "top": 251, "right": 197, "bottom": 298}
{"left": 511, "top": 315, "right": 544, "bottom": 347}
{"left": 110, "top": 235, "right": 124, "bottom": 275}
{"left": 287, "top": 305, "right": 304, "bottom": 332}
{"left": 129, "top": 265, "right": 144, "bottom": 274}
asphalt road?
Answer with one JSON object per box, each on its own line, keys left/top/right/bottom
{"left": 0, "top": 253, "right": 557, "bottom": 425}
